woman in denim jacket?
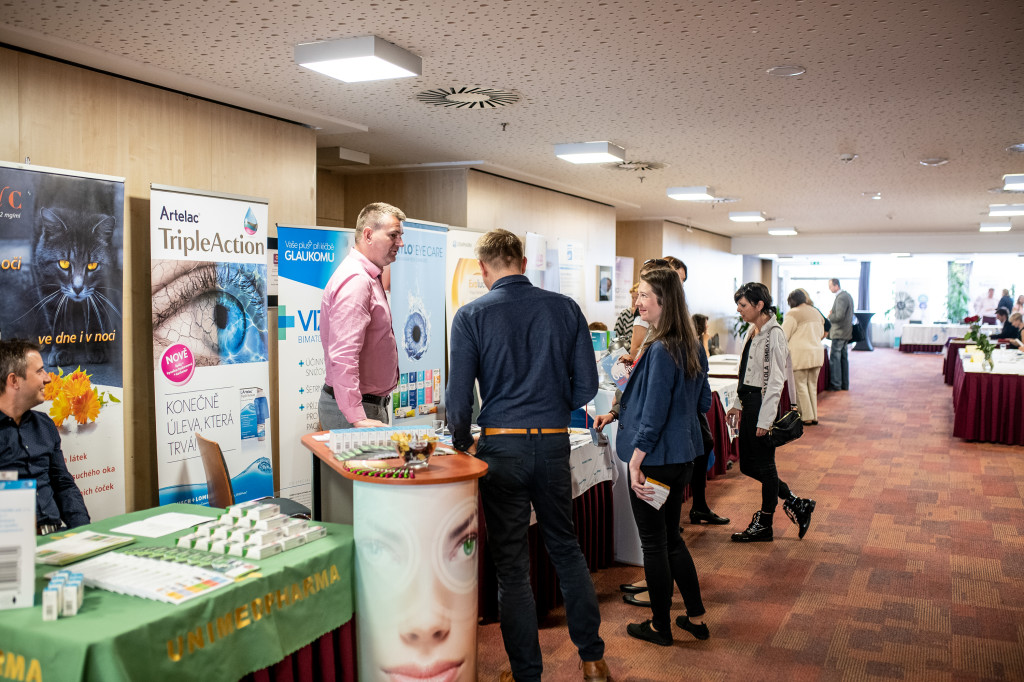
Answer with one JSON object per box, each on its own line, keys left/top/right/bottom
{"left": 614, "top": 267, "right": 712, "bottom": 646}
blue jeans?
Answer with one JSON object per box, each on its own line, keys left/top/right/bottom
{"left": 477, "top": 433, "right": 604, "bottom": 682}
{"left": 628, "top": 461, "right": 705, "bottom": 632}
{"left": 829, "top": 338, "right": 850, "bottom": 390}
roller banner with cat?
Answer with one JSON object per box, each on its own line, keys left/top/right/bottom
{"left": 0, "top": 162, "right": 126, "bottom": 521}
{"left": 150, "top": 185, "right": 274, "bottom": 506}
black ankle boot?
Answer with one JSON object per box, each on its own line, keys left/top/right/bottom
{"left": 731, "top": 511, "right": 773, "bottom": 542}
{"left": 784, "top": 496, "right": 816, "bottom": 539}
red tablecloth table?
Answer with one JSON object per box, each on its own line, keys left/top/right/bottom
{"left": 951, "top": 354, "right": 1024, "bottom": 445}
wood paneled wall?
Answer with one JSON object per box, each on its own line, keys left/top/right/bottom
{"left": 340, "top": 170, "right": 468, "bottom": 228}
{"left": 467, "top": 171, "right": 618, "bottom": 324}
{"left": 0, "top": 47, "right": 317, "bottom": 512}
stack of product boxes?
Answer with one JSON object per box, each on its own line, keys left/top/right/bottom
{"left": 328, "top": 426, "right": 436, "bottom": 455}
{"left": 176, "top": 502, "right": 326, "bottom": 560}
{"left": 394, "top": 368, "right": 442, "bottom": 420}
{"left": 42, "top": 571, "right": 84, "bottom": 620}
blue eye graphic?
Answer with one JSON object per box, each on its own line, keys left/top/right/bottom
{"left": 152, "top": 260, "right": 268, "bottom": 366}
{"left": 403, "top": 295, "right": 430, "bottom": 360}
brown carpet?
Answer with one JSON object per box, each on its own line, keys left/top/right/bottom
{"left": 476, "top": 349, "right": 1024, "bottom": 681}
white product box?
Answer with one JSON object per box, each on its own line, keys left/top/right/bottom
{"left": 0, "top": 480, "right": 37, "bottom": 611}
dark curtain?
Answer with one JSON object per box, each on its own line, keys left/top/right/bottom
{"left": 858, "top": 261, "right": 870, "bottom": 310}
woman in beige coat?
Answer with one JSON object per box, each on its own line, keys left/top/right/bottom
{"left": 782, "top": 289, "right": 826, "bottom": 425}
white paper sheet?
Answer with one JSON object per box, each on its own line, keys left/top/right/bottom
{"left": 110, "top": 512, "right": 212, "bottom": 538}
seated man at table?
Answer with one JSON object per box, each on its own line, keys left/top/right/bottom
{"left": 991, "top": 308, "right": 1017, "bottom": 342}
{"left": 0, "top": 339, "right": 90, "bottom": 534}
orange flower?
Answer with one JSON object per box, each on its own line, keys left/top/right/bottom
{"left": 43, "top": 372, "right": 65, "bottom": 402}
{"left": 50, "top": 392, "right": 73, "bottom": 426}
{"left": 65, "top": 369, "right": 93, "bottom": 400}
{"left": 71, "top": 388, "right": 101, "bottom": 425}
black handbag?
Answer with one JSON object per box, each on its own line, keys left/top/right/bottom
{"left": 763, "top": 327, "right": 804, "bottom": 447}
{"left": 769, "top": 407, "right": 804, "bottom": 447}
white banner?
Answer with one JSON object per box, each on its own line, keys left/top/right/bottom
{"left": 275, "top": 225, "right": 353, "bottom": 508}
{"left": 151, "top": 186, "right": 273, "bottom": 505}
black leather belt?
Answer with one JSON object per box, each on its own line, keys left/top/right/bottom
{"left": 323, "top": 385, "right": 390, "bottom": 406}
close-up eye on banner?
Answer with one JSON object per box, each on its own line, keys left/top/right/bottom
{"left": 150, "top": 184, "right": 274, "bottom": 506}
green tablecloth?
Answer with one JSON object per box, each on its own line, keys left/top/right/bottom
{"left": 0, "top": 504, "right": 353, "bottom": 682}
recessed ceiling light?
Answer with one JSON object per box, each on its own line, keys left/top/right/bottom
{"left": 729, "top": 211, "right": 766, "bottom": 222}
{"left": 1006, "top": 143, "right": 1024, "bottom": 153}
{"left": 892, "top": 253, "right": 911, "bottom": 258}
{"left": 757, "top": 253, "right": 778, "bottom": 259}
{"left": 980, "top": 221, "right": 1012, "bottom": 232}
{"left": 1003, "top": 174, "right": 1024, "bottom": 191}
{"left": 766, "top": 65, "right": 806, "bottom": 77}
{"left": 667, "top": 186, "right": 716, "bottom": 201}
{"left": 768, "top": 228, "right": 798, "bottom": 236}
{"left": 554, "top": 141, "right": 626, "bottom": 164}
{"left": 294, "top": 36, "right": 421, "bottom": 83}
{"left": 989, "top": 204, "right": 1024, "bottom": 216}
{"left": 919, "top": 157, "right": 949, "bottom": 167}
{"left": 862, "top": 191, "right": 882, "bottom": 200}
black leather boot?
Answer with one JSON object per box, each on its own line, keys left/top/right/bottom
{"left": 784, "top": 496, "right": 816, "bottom": 539}
{"left": 731, "top": 511, "right": 773, "bottom": 542}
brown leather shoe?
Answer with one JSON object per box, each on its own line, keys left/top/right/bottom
{"left": 499, "top": 671, "right": 515, "bottom": 682}
{"left": 582, "top": 658, "right": 610, "bottom": 681}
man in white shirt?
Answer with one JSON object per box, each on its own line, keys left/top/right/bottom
{"left": 973, "top": 288, "right": 998, "bottom": 323}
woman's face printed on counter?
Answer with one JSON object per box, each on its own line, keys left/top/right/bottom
{"left": 355, "top": 492, "right": 479, "bottom": 682}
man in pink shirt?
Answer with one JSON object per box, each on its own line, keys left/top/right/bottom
{"left": 319, "top": 202, "right": 405, "bottom": 429}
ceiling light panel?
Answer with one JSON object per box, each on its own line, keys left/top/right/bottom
{"left": 729, "top": 211, "right": 766, "bottom": 222}
{"left": 667, "top": 186, "right": 716, "bottom": 201}
{"left": 768, "top": 228, "right": 798, "bottom": 236}
{"left": 1003, "top": 174, "right": 1024, "bottom": 191}
{"left": 295, "top": 36, "right": 421, "bottom": 83}
{"left": 989, "top": 204, "right": 1024, "bottom": 216}
{"left": 980, "top": 221, "right": 1012, "bottom": 232}
{"left": 554, "top": 141, "right": 626, "bottom": 164}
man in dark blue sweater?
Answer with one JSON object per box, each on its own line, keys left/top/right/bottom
{"left": 0, "top": 339, "right": 90, "bottom": 534}
{"left": 447, "top": 229, "right": 608, "bottom": 682}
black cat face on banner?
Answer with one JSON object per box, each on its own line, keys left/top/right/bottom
{"left": 36, "top": 207, "right": 116, "bottom": 302}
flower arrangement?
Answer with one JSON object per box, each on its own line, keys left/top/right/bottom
{"left": 962, "top": 315, "right": 982, "bottom": 342}
{"left": 43, "top": 367, "right": 120, "bottom": 427}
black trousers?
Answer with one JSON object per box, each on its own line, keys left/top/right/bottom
{"left": 628, "top": 461, "right": 705, "bottom": 632}
{"left": 738, "top": 392, "right": 792, "bottom": 517}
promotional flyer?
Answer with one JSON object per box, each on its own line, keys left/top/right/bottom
{"left": 0, "top": 162, "right": 126, "bottom": 521}
{"left": 275, "top": 225, "right": 354, "bottom": 508}
{"left": 389, "top": 221, "right": 447, "bottom": 426}
{"left": 151, "top": 185, "right": 273, "bottom": 505}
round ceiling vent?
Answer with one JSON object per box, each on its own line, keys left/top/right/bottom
{"left": 416, "top": 87, "right": 519, "bottom": 108}
{"left": 602, "top": 161, "right": 668, "bottom": 172}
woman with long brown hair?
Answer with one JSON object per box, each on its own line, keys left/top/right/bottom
{"left": 614, "top": 267, "right": 712, "bottom": 646}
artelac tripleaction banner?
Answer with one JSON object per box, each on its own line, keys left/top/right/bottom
{"left": 275, "top": 225, "right": 354, "bottom": 508}
{"left": 389, "top": 221, "right": 447, "bottom": 426}
{"left": 445, "top": 227, "right": 486, "bottom": 341}
{"left": 151, "top": 185, "right": 273, "bottom": 505}
{"left": 0, "top": 162, "right": 126, "bottom": 521}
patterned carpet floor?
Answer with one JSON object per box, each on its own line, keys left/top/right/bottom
{"left": 475, "top": 349, "right": 1024, "bottom": 681}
